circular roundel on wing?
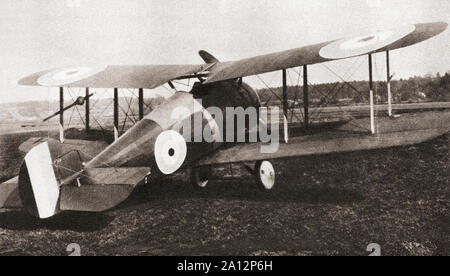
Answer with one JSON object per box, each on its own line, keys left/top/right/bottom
{"left": 37, "top": 66, "right": 107, "bottom": 86}
{"left": 154, "top": 130, "right": 187, "bottom": 175}
{"left": 319, "top": 25, "right": 416, "bottom": 59}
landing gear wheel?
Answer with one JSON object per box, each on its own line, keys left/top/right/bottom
{"left": 191, "top": 166, "right": 212, "bottom": 189}
{"left": 255, "top": 160, "right": 275, "bottom": 191}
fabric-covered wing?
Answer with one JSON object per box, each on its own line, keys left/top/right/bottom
{"left": 198, "top": 129, "right": 446, "bottom": 166}
{"left": 204, "top": 22, "right": 447, "bottom": 84}
{"left": 18, "top": 22, "right": 446, "bottom": 89}
{"left": 18, "top": 64, "right": 207, "bottom": 89}
{"left": 198, "top": 111, "right": 450, "bottom": 166}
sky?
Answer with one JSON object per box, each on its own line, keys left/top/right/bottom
{"left": 0, "top": 0, "right": 449, "bottom": 103}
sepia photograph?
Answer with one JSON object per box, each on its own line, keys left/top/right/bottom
{"left": 0, "top": 0, "right": 448, "bottom": 260}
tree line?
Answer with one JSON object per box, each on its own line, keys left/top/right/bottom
{"left": 257, "top": 72, "right": 450, "bottom": 107}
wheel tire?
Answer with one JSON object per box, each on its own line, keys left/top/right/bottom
{"left": 255, "top": 160, "right": 276, "bottom": 191}
{"left": 191, "top": 166, "right": 212, "bottom": 189}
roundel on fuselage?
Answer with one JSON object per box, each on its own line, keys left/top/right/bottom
{"left": 154, "top": 130, "right": 187, "bottom": 175}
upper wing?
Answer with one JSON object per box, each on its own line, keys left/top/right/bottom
{"left": 18, "top": 22, "right": 446, "bottom": 89}
{"left": 18, "top": 64, "right": 208, "bottom": 89}
{"left": 204, "top": 22, "right": 448, "bottom": 84}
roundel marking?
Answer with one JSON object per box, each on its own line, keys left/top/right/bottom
{"left": 154, "top": 130, "right": 187, "bottom": 175}
{"left": 37, "top": 66, "right": 107, "bottom": 86}
{"left": 319, "top": 25, "right": 416, "bottom": 59}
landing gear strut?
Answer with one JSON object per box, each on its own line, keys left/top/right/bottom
{"left": 191, "top": 166, "right": 212, "bottom": 189}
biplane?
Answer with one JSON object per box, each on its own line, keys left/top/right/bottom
{"left": 0, "top": 22, "right": 448, "bottom": 219}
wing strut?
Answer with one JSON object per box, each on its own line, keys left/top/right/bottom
{"left": 59, "top": 87, "right": 64, "bottom": 142}
{"left": 386, "top": 50, "right": 393, "bottom": 117}
{"left": 59, "top": 87, "right": 64, "bottom": 126}
{"left": 85, "top": 88, "right": 90, "bottom": 131}
{"left": 114, "top": 88, "right": 119, "bottom": 140}
{"left": 368, "top": 54, "right": 376, "bottom": 134}
{"left": 281, "top": 69, "right": 290, "bottom": 143}
{"left": 303, "top": 65, "right": 309, "bottom": 128}
{"left": 138, "top": 88, "right": 144, "bottom": 120}
{"left": 282, "top": 69, "right": 288, "bottom": 119}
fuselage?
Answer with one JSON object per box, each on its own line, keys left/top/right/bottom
{"left": 85, "top": 80, "right": 261, "bottom": 174}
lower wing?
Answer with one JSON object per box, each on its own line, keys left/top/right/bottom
{"left": 198, "top": 111, "right": 450, "bottom": 166}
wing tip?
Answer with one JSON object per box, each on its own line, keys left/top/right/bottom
{"left": 435, "top": 21, "right": 448, "bottom": 34}
{"left": 419, "top": 21, "right": 448, "bottom": 34}
{"left": 17, "top": 71, "right": 45, "bottom": 86}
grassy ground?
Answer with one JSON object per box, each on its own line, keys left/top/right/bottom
{"left": 0, "top": 135, "right": 448, "bottom": 256}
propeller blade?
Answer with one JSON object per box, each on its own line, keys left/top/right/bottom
{"left": 43, "top": 93, "right": 94, "bottom": 122}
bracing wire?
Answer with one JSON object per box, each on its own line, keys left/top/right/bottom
{"left": 318, "top": 58, "right": 371, "bottom": 132}
{"left": 286, "top": 69, "right": 304, "bottom": 123}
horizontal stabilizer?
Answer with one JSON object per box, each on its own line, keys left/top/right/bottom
{"left": 0, "top": 177, "right": 22, "bottom": 209}
{"left": 60, "top": 184, "right": 135, "bottom": 213}
{"left": 19, "top": 137, "right": 108, "bottom": 155}
{"left": 59, "top": 167, "right": 150, "bottom": 212}
{"left": 83, "top": 167, "right": 150, "bottom": 186}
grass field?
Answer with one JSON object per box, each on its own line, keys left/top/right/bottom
{"left": 0, "top": 134, "right": 448, "bottom": 256}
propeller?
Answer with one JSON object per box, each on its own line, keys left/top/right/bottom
{"left": 43, "top": 93, "right": 94, "bottom": 122}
